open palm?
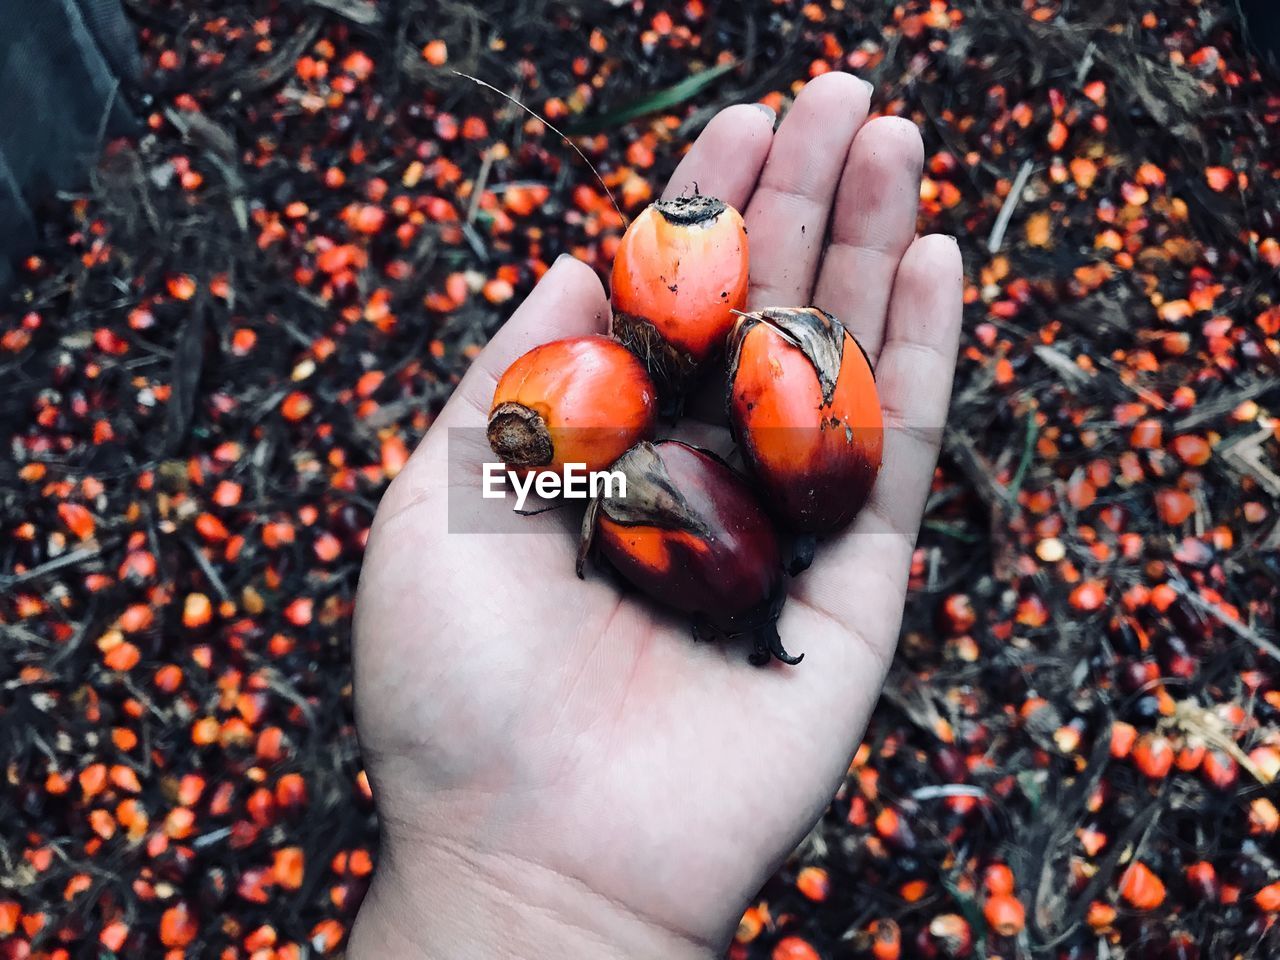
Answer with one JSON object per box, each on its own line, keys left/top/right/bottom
{"left": 350, "top": 73, "right": 963, "bottom": 958}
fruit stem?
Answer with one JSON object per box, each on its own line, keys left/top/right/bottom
{"left": 787, "top": 535, "right": 817, "bottom": 576}
{"left": 749, "top": 623, "right": 804, "bottom": 666}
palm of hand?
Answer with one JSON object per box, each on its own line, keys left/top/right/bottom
{"left": 353, "top": 74, "right": 963, "bottom": 954}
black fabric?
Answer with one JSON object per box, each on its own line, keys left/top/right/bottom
{"left": 0, "top": 0, "right": 139, "bottom": 288}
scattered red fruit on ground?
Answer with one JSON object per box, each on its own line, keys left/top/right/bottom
{"left": 1120, "top": 862, "right": 1167, "bottom": 910}
{"left": 159, "top": 902, "right": 197, "bottom": 949}
{"left": 3, "top": 2, "right": 1278, "bottom": 957}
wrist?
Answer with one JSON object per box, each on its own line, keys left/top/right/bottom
{"left": 348, "top": 836, "right": 717, "bottom": 960}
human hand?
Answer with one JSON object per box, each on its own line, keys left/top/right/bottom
{"left": 349, "top": 72, "right": 963, "bottom": 959}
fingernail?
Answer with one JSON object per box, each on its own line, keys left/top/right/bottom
{"left": 752, "top": 102, "right": 776, "bottom": 124}
{"left": 553, "top": 253, "right": 575, "bottom": 266}
{"left": 860, "top": 78, "right": 875, "bottom": 96}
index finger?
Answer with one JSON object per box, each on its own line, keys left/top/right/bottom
{"left": 662, "top": 102, "right": 776, "bottom": 210}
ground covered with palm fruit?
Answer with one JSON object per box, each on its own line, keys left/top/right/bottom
{"left": 2, "top": 1, "right": 1279, "bottom": 957}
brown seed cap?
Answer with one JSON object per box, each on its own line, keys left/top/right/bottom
{"left": 653, "top": 193, "right": 727, "bottom": 227}
{"left": 487, "top": 402, "right": 553, "bottom": 468}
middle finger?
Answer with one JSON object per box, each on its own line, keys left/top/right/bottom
{"left": 744, "top": 72, "right": 872, "bottom": 309}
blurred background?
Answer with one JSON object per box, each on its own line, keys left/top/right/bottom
{"left": 2, "top": 1, "right": 1278, "bottom": 957}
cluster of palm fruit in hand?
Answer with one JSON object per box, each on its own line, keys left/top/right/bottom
{"left": 487, "top": 195, "right": 884, "bottom": 665}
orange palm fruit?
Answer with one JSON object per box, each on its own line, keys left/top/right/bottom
{"left": 611, "top": 195, "right": 749, "bottom": 395}
{"left": 870, "top": 919, "right": 901, "bottom": 960}
{"left": 158, "top": 902, "right": 197, "bottom": 949}
{"left": 1119, "top": 861, "right": 1166, "bottom": 910}
{"left": 772, "top": 936, "right": 820, "bottom": 960}
{"left": 1132, "top": 732, "right": 1174, "bottom": 779}
{"left": 983, "top": 893, "right": 1027, "bottom": 936}
{"left": 983, "top": 863, "right": 1015, "bottom": 897}
{"left": 1256, "top": 881, "right": 1280, "bottom": 912}
{"left": 727, "top": 306, "right": 884, "bottom": 538}
{"left": 488, "top": 335, "right": 657, "bottom": 473}
{"left": 577, "top": 440, "right": 799, "bottom": 664}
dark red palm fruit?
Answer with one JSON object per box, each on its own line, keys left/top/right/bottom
{"left": 610, "top": 195, "right": 749, "bottom": 396}
{"left": 576, "top": 440, "right": 799, "bottom": 665}
{"left": 726, "top": 306, "right": 884, "bottom": 538}
{"left": 488, "top": 335, "right": 658, "bottom": 473}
